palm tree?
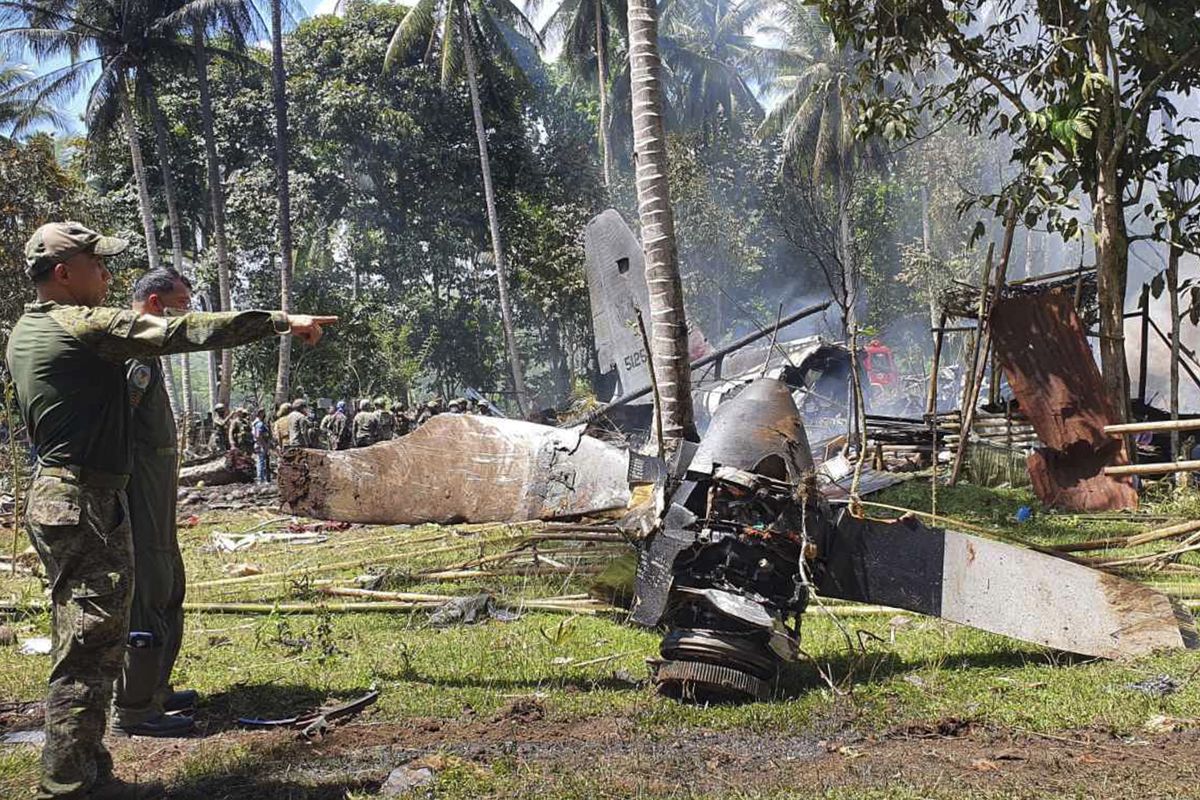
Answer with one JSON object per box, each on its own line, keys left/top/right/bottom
{"left": 0, "top": 61, "right": 67, "bottom": 137}
{"left": 540, "top": 0, "right": 626, "bottom": 186}
{"left": 1, "top": 0, "right": 245, "bottom": 275}
{"left": 384, "top": 0, "right": 538, "bottom": 417}
{"left": 158, "top": 0, "right": 264, "bottom": 407}
{"left": 658, "top": 0, "right": 764, "bottom": 135}
{"left": 756, "top": 6, "right": 882, "bottom": 333}
{"left": 270, "top": 0, "right": 296, "bottom": 404}
{"left": 626, "top": 0, "right": 693, "bottom": 452}
{"left": 1, "top": 0, "right": 166, "bottom": 270}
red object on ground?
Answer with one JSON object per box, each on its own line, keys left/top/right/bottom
{"left": 862, "top": 340, "right": 898, "bottom": 388}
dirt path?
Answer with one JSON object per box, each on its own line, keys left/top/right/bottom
{"left": 103, "top": 705, "right": 1199, "bottom": 799}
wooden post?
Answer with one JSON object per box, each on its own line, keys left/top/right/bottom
{"left": 926, "top": 311, "right": 948, "bottom": 416}
{"left": 950, "top": 211, "right": 1018, "bottom": 486}
{"left": 1137, "top": 283, "right": 1150, "bottom": 407}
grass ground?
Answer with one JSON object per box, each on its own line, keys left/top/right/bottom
{"left": 1, "top": 479, "right": 1199, "bottom": 798}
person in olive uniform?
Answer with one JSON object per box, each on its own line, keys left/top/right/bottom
{"left": 283, "top": 399, "right": 314, "bottom": 448}
{"left": 322, "top": 400, "right": 351, "bottom": 450}
{"left": 352, "top": 398, "right": 380, "bottom": 447}
{"left": 209, "top": 402, "right": 229, "bottom": 452}
{"left": 375, "top": 397, "right": 395, "bottom": 440}
{"left": 228, "top": 408, "right": 254, "bottom": 455}
{"left": 6, "top": 222, "right": 337, "bottom": 799}
{"left": 271, "top": 402, "right": 290, "bottom": 450}
{"left": 111, "top": 269, "right": 202, "bottom": 741}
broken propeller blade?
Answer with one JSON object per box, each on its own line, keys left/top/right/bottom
{"left": 814, "top": 513, "right": 1198, "bottom": 660}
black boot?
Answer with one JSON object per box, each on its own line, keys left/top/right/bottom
{"left": 113, "top": 712, "right": 195, "bottom": 738}
{"left": 89, "top": 777, "right": 165, "bottom": 799}
{"left": 161, "top": 689, "right": 199, "bottom": 712}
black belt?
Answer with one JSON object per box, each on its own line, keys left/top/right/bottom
{"left": 37, "top": 464, "right": 130, "bottom": 490}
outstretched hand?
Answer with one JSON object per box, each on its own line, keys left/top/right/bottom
{"left": 288, "top": 315, "right": 338, "bottom": 345}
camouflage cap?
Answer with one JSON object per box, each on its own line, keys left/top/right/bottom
{"left": 25, "top": 221, "right": 128, "bottom": 279}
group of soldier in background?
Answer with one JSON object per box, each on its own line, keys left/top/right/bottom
{"left": 194, "top": 394, "right": 493, "bottom": 483}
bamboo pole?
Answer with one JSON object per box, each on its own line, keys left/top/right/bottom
{"left": 926, "top": 311, "right": 948, "bottom": 416}
{"left": 1104, "top": 419, "right": 1200, "bottom": 435}
{"left": 190, "top": 529, "right": 624, "bottom": 590}
{"left": 182, "top": 597, "right": 610, "bottom": 615}
{"left": 1050, "top": 520, "right": 1200, "bottom": 553}
{"left": 951, "top": 212, "right": 1019, "bottom": 486}
{"left": 1103, "top": 460, "right": 1200, "bottom": 477}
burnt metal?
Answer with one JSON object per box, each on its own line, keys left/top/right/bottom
{"left": 689, "top": 378, "right": 815, "bottom": 481}
{"left": 653, "top": 658, "right": 770, "bottom": 702}
{"left": 990, "top": 291, "right": 1137, "bottom": 512}
{"left": 811, "top": 511, "right": 944, "bottom": 617}
{"left": 580, "top": 300, "right": 833, "bottom": 421}
{"left": 635, "top": 379, "right": 817, "bottom": 702}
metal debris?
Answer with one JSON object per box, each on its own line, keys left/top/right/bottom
{"left": 279, "top": 415, "right": 640, "bottom": 525}
{"left": 237, "top": 688, "right": 380, "bottom": 734}
{"left": 632, "top": 377, "right": 1197, "bottom": 703}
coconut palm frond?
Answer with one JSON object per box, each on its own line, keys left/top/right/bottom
{"left": 384, "top": 0, "right": 439, "bottom": 72}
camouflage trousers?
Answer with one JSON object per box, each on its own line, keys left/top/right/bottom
{"left": 25, "top": 473, "right": 133, "bottom": 799}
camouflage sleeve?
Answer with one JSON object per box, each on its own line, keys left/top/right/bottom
{"left": 49, "top": 306, "right": 290, "bottom": 363}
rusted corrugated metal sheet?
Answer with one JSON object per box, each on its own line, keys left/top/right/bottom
{"left": 991, "top": 291, "right": 1137, "bottom": 511}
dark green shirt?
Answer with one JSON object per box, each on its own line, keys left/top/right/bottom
{"left": 128, "top": 358, "right": 175, "bottom": 454}
{"left": 5, "top": 301, "right": 289, "bottom": 475}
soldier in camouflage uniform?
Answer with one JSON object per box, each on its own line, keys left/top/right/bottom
{"left": 283, "top": 399, "right": 314, "bottom": 448}
{"left": 271, "top": 402, "right": 290, "bottom": 450}
{"left": 209, "top": 403, "right": 229, "bottom": 453}
{"left": 322, "top": 400, "right": 351, "bottom": 450}
{"left": 352, "top": 399, "right": 380, "bottom": 447}
{"left": 228, "top": 408, "right": 254, "bottom": 455}
{"left": 375, "top": 397, "right": 395, "bottom": 440}
{"left": 6, "top": 223, "right": 337, "bottom": 799}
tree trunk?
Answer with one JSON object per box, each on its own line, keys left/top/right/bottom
{"left": 143, "top": 80, "right": 185, "bottom": 272}
{"left": 460, "top": 10, "right": 531, "bottom": 417}
{"left": 1089, "top": 5, "right": 1130, "bottom": 422}
{"left": 837, "top": 171, "right": 857, "bottom": 336}
{"left": 195, "top": 25, "right": 235, "bottom": 408}
{"left": 178, "top": 353, "right": 192, "bottom": 449}
{"left": 159, "top": 352, "right": 181, "bottom": 423}
{"left": 626, "top": 0, "right": 694, "bottom": 452}
{"left": 271, "top": 0, "right": 295, "bottom": 405}
{"left": 118, "top": 74, "right": 161, "bottom": 271}
{"left": 595, "top": 0, "right": 612, "bottom": 187}
{"left": 1168, "top": 234, "right": 1183, "bottom": 487}
{"left": 1093, "top": 154, "right": 1131, "bottom": 422}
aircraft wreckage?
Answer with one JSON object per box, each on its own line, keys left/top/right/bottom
{"left": 280, "top": 378, "right": 1197, "bottom": 696}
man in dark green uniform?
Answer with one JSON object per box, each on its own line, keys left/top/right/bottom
{"left": 6, "top": 222, "right": 337, "bottom": 799}
{"left": 375, "top": 397, "right": 395, "bottom": 440}
{"left": 352, "top": 398, "right": 380, "bottom": 447}
{"left": 283, "top": 398, "right": 314, "bottom": 448}
{"left": 111, "top": 269, "right": 198, "bottom": 740}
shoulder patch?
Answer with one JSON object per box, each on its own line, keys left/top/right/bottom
{"left": 129, "top": 364, "right": 152, "bottom": 391}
